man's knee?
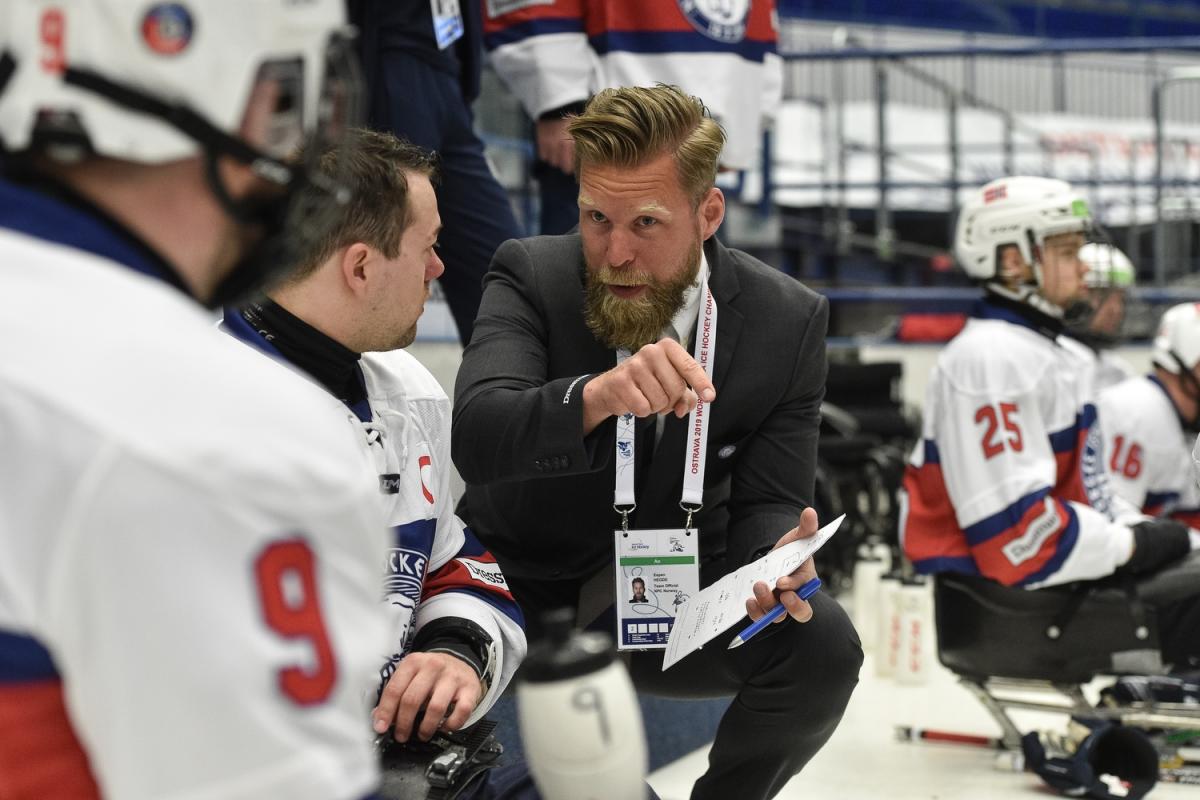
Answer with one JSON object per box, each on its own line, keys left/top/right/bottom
{"left": 772, "top": 593, "right": 863, "bottom": 709}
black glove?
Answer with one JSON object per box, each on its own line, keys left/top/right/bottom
{"left": 1120, "top": 519, "right": 1192, "bottom": 576}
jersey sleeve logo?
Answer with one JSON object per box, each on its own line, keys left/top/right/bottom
{"left": 458, "top": 557, "right": 511, "bottom": 590}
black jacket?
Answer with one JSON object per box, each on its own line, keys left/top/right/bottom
{"left": 452, "top": 233, "right": 829, "bottom": 582}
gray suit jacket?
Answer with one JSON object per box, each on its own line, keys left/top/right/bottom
{"left": 452, "top": 233, "right": 829, "bottom": 582}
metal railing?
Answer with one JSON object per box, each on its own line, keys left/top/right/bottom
{"left": 776, "top": 34, "right": 1200, "bottom": 285}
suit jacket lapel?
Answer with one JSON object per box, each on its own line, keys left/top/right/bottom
{"left": 705, "top": 236, "right": 744, "bottom": 391}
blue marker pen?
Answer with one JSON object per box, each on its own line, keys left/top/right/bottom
{"left": 726, "top": 577, "right": 822, "bottom": 649}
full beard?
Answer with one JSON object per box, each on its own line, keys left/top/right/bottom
{"left": 584, "top": 241, "right": 702, "bottom": 352}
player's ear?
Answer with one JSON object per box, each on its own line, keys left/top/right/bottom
{"left": 339, "top": 243, "right": 372, "bottom": 297}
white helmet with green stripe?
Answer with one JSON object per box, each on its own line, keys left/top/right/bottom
{"left": 1079, "top": 243, "right": 1136, "bottom": 290}
{"left": 955, "top": 176, "right": 1093, "bottom": 287}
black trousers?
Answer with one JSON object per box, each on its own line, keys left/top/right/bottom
{"left": 1133, "top": 551, "right": 1200, "bottom": 673}
{"left": 369, "top": 52, "right": 522, "bottom": 346}
{"left": 508, "top": 570, "right": 864, "bottom": 800}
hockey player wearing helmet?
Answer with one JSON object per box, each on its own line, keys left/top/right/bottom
{"left": 1098, "top": 303, "right": 1200, "bottom": 524}
{"left": 0, "top": 2, "right": 394, "bottom": 799}
{"left": 902, "top": 176, "right": 1200, "bottom": 673}
{"left": 1061, "top": 243, "right": 1138, "bottom": 394}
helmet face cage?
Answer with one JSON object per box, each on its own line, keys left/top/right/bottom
{"left": 208, "top": 28, "right": 365, "bottom": 307}
{"left": 1065, "top": 240, "right": 1134, "bottom": 346}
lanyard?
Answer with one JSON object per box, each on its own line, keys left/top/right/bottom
{"left": 613, "top": 271, "right": 718, "bottom": 531}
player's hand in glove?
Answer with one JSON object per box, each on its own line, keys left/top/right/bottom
{"left": 1121, "top": 519, "right": 1192, "bottom": 576}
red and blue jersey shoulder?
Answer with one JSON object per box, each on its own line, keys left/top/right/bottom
{"left": 0, "top": 632, "right": 101, "bottom": 799}
{"left": 483, "top": 0, "right": 777, "bottom": 60}
{"left": 423, "top": 528, "right": 523, "bottom": 627}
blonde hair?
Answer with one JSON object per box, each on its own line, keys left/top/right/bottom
{"left": 567, "top": 84, "right": 725, "bottom": 205}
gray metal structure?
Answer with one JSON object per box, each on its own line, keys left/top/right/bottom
{"left": 776, "top": 21, "right": 1200, "bottom": 285}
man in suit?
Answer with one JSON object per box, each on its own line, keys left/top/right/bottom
{"left": 452, "top": 85, "right": 862, "bottom": 800}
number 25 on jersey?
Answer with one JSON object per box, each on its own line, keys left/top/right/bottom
{"left": 976, "top": 402, "right": 1023, "bottom": 459}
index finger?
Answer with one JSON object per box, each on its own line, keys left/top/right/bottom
{"left": 662, "top": 339, "right": 716, "bottom": 402}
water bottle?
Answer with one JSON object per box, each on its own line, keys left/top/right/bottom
{"left": 517, "top": 609, "right": 648, "bottom": 800}
{"left": 851, "top": 554, "right": 886, "bottom": 652}
{"left": 895, "top": 576, "right": 931, "bottom": 686}
{"left": 875, "top": 573, "right": 902, "bottom": 678}
{"left": 869, "top": 541, "right": 894, "bottom": 574}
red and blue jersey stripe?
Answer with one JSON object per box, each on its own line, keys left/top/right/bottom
{"left": 0, "top": 631, "right": 101, "bottom": 799}
{"left": 423, "top": 529, "right": 524, "bottom": 628}
{"left": 483, "top": 0, "right": 777, "bottom": 62}
{"left": 904, "top": 407, "right": 1097, "bottom": 587}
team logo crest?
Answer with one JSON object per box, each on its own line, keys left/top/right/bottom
{"left": 384, "top": 547, "right": 427, "bottom": 600}
{"left": 141, "top": 4, "right": 194, "bottom": 55}
{"left": 677, "top": 0, "right": 750, "bottom": 43}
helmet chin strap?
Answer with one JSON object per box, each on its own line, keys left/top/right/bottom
{"left": 987, "top": 281, "right": 1065, "bottom": 319}
{"left": 54, "top": 64, "right": 350, "bottom": 310}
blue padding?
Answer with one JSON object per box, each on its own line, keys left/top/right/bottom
{"left": 776, "top": 0, "right": 1200, "bottom": 38}
{"left": 589, "top": 31, "right": 773, "bottom": 60}
{"left": 963, "top": 488, "right": 1051, "bottom": 546}
{"left": 1047, "top": 405, "right": 1096, "bottom": 454}
{"left": 0, "top": 179, "right": 166, "bottom": 282}
{"left": 0, "top": 630, "right": 59, "bottom": 682}
{"left": 912, "top": 556, "right": 980, "bottom": 575}
{"left": 1145, "top": 491, "right": 1180, "bottom": 510}
{"left": 483, "top": 18, "right": 585, "bottom": 50}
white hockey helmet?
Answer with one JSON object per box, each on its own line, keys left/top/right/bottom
{"left": 1079, "top": 243, "right": 1136, "bottom": 290}
{"left": 0, "top": 0, "right": 353, "bottom": 163}
{"left": 1152, "top": 302, "right": 1200, "bottom": 374}
{"left": 955, "top": 176, "right": 1093, "bottom": 284}
{"left": 0, "top": 1, "right": 363, "bottom": 307}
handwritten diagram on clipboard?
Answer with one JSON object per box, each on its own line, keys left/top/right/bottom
{"left": 661, "top": 514, "right": 845, "bottom": 670}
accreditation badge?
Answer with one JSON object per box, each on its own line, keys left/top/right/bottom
{"left": 613, "top": 528, "right": 699, "bottom": 650}
{"left": 430, "top": 0, "right": 464, "bottom": 50}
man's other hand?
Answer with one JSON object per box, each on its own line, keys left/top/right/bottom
{"left": 745, "top": 507, "right": 821, "bottom": 625}
{"left": 536, "top": 117, "right": 576, "bottom": 174}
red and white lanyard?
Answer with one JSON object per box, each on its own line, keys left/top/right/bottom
{"left": 613, "top": 270, "right": 717, "bottom": 531}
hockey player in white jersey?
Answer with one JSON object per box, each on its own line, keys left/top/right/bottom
{"left": 222, "top": 130, "right": 541, "bottom": 798}
{"left": 1098, "top": 303, "right": 1200, "bottom": 524}
{"left": 1061, "top": 242, "right": 1137, "bottom": 394}
{"left": 0, "top": 2, "right": 393, "bottom": 799}
{"left": 901, "top": 176, "right": 1200, "bottom": 672}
